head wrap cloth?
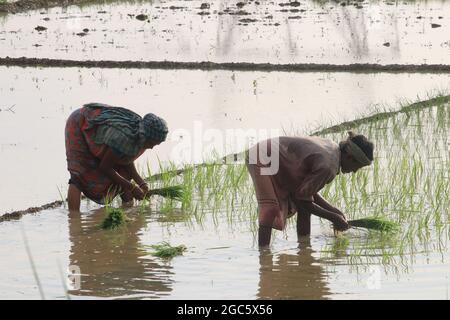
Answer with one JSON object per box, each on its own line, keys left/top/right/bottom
{"left": 345, "top": 132, "right": 371, "bottom": 166}
{"left": 83, "top": 103, "right": 168, "bottom": 157}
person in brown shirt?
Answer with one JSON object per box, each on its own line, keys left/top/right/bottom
{"left": 246, "top": 131, "right": 374, "bottom": 247}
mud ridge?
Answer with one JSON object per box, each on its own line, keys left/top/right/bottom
{"left": 0, "top": 200, "right": 64, "bottom": 223}
{"left": 0, "top": 0, "right": 94, "bottom": 13}
{"left": 312, "top": 95, "right": 450, "bottom": 135}
{"left": 2, "top": 57, "right": 450, "bottom": 73}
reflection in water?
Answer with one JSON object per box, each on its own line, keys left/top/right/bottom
{"left": 216, "top": 0, "right": 238, "bottom": 57}
{"left": 67, "top": 208, "right": 173, "bottom": 298}
{"left": 336, "top": 6, "right": 369, "bottom": 58}
{"left": 257, "top": 239, "right": 330, "bottom": 299}
{"left": 285, "top": 17, "right": 297, "bottom": 58}
{"left": 327, "top": 3, "right": 401, "bottom": 61}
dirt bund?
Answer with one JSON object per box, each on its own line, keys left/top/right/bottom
{"left": 0, "top": 0, "right": 93, "bottom": 13}
{"left": 0, "top": 200, "right": 63, "bottom": 223}
{"left": 2, "top": 57, "right": 450, "bottom": 73}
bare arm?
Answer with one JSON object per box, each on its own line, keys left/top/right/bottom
{"left": 313, "top": 193, "right": 346, "bottom": 219}
{"left": 124, "top": 162, "right": 146, "bottom": 186}
{"left": 296, "top": 200, "right": 349, "bottom": 231}
{"left": 98, "top": 147, "right": 134, "bottom": 191}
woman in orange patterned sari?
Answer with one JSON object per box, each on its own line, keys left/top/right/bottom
{"left": 65, "top": 103, "right": 168, "bottom": 211}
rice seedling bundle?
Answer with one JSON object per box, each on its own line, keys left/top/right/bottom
{"left": 348, "top": 217, "right": 399, "bottom": 232}
{"left": 147, "top": 185, "right": 185, "bottom": 201}
{"left": 101, "top": 208, "right": 128, "bottom": 230}
{"left": 149, "top": 242, "right": 187, "bottom": 259}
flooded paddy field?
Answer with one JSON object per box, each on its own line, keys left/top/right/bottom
{"left": 0, "top": 95, "right": 448, "bottom": 299}
{"left": 1, "top": 66, "right": 449, "bottom": 213}
{"left": 0, "top": 0, "right": 449, "bottom": 301}
{"left": 1, "top": 0, "right": 450, "bottom": 64}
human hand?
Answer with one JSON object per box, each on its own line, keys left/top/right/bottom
{"left": 334, "top": 208, "right": 347, "bottom": 221}
{"left": 138, "top": 182, "right": 149, "bottom": 194}
{"left": 333, "top": 215, "right": 350, "bottom": 231}
{"left": 131, "top": 185, "right": 145, "bottom": 200}
{"left": 121, "top": 189, "right": 134, "bottom": 203}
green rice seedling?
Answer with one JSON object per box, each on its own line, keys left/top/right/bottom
{"left": 156, "top": 209, "right": 190, "bottom": 223}
{"left": 57, "top": 261, "right": 71, "bottom": 300}
{"left": 101, "top": 207, "right": 128, "bottom": 230}
{"left": 56, "top": 185, "right": 66, "bottom": 208}
{"left": 21, "top": 225, "right": 45, "bottom": 300}
{"left": 179, "top": 167, "right": 194, "bottom": 211}
{"left": 128, "top": 93, "right": 448, "bottom": 277}
{"left": 145, "top": 162, "right": 153, "bottom": 183}
{"left": 348, "top": 217, "right": 399, "bottom": 232}
{"left": 148, "top": 242, "right": 187, "bottom": 259}
{"left": 138, "top": 195, "right": 150, "bottom": 215}
{"left": 146, "top": 185, "right": 185, "bottom": 201}
{"left": 159, "top": 198, "right": 176, "bottom": 215}
{"left": 329, "top": 236, "right": 350, "bottom": 254}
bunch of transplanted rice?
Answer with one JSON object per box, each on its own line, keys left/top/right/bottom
{"left": 149, "top": 242, "right": 187, "bottom": 259}
{"left": 348, "top": 217, "right": 399, "bottom": 232}
{"left": 147, "top": 185, "right": 185, "bottom": 201}
{"left": 101, "top": 208, "right": 128, "bottom": 230}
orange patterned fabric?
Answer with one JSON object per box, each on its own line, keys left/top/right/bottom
{"left": 65, "top": 107, "right": 144, "bottom": 204}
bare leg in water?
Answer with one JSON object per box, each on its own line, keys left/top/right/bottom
{"left": 67, "top": 166, "right": 135, "bottom": 211}
{"left": 296, "top": 204, "right": 311, "bottom": 237}
{"left": 68, "top": 184, "right": 81, "bottom": 212}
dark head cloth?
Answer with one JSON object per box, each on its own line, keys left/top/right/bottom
{"left": 143, "top": 113, "right": 168, "bottom": 142}
{"left": 83, "top": 103, "right": 168, "bottom": 157}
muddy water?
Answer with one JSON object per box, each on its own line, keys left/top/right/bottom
{"left": 1, "top": 66, "right": 450, "bottom": 213}
{"left": 1, "top": 199, "right": 448, "bottom": 299}
{"left": 1, "top": 0, "right": 449, "bottom": 64}
{"left": 0, "top": 0, "right": 448, "bottom": 302}
{"left": 0, "top": 67, "right": 449, "bottom": 300}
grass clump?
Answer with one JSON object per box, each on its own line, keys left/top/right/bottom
{"left": 148, "top": 242, "right": 187, "bottom": 259}
{"left": 348, "top": 217, "right": 399, "bottom": 232}
{"left": 101, "top": 207, "right": 128, "bottom": 230}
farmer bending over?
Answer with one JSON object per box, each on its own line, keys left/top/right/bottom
{"left": 246, "top": 131, "right": 374, "bottom": 247}
{"left": 65, "top": 103, "right": 168, "bottom": 211}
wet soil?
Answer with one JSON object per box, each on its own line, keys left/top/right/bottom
{"left": 1, "top": 0, "right": 448, "bottom": 65}
{"left": 0, "top": 200, "right": 63, "bottom": 222}
{"left": 2, "top": 56, "right": 450, "bottom": 73}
